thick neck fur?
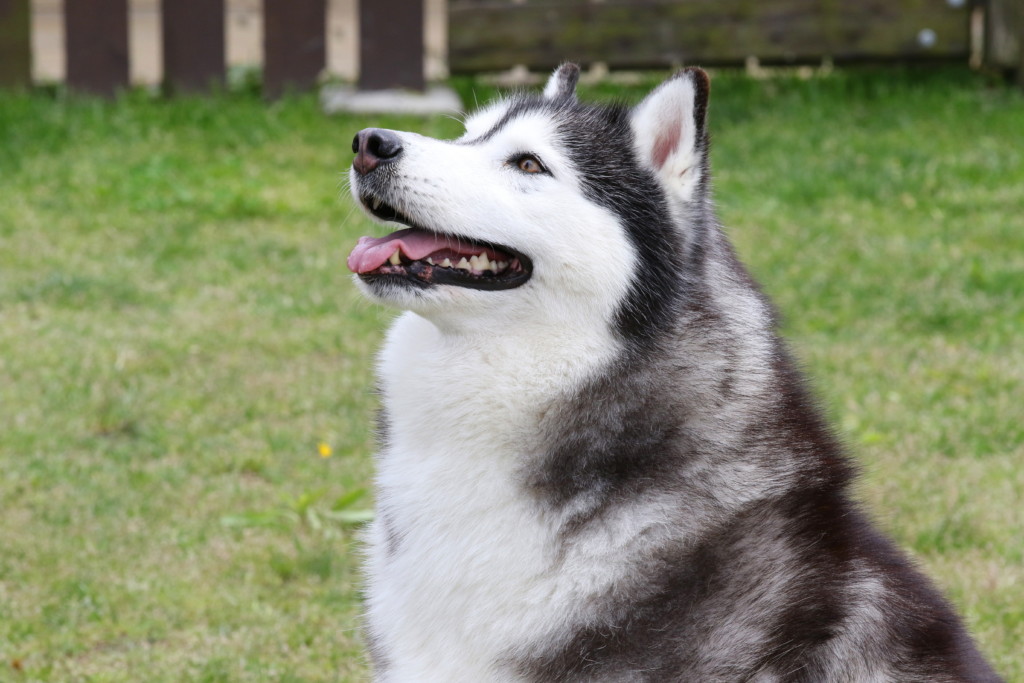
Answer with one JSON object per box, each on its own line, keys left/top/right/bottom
{"left": 530, "top": 221, "right": 830, "bottom": 515}
{"left": 379, "top": 213, "right": 812, "bottom": 537}
{"left": 368, "top": 217, "right": 845, "bottom": 681}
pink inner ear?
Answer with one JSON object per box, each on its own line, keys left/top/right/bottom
{"left": 651, "top": 119, "right": 682, "bottom": 169}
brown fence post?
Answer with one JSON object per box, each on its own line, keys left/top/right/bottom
{"left": 0, "top": 0, "right": 31, "bottom": 87}
{"left": 359, "top": 0, "right": 424, "bottom": 91}
{"left": 263, "top": 0, "right": 326, "bottom": 99}
{"left": 65, "top": 0, "right": 129, "bottom": 97}
{"left": 162, "top": 0, "right": 225, "bottom": 93}
{"left": 984, "top": 0, "right": 1024, "bottom": 86}
{"left": 1019, "top": 9, "right": 1024, "bottom": 88}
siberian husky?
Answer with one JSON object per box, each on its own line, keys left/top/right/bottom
{"left": 345, "top": 64, "right": 1000, "bottom": 682}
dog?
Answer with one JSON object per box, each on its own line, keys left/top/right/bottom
{"left": 345, "top": 64, "right": 1000, "bottom": 682}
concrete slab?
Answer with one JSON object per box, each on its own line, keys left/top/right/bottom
{"left": 321, "top": 84, "right": 462, "bottom": 115}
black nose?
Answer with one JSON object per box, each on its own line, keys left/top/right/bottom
{"left": 352, "top": 128, "right": 403, "bottom": 175}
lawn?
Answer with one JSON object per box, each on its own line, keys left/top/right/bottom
{"left": 1, "top": 67, "right": 1021, "bottom": 681}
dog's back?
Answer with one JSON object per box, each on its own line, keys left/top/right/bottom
{"left": 347, "top": 65, "right": 1000, "bottom": 681}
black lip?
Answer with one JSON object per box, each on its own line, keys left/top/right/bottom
{"left": 360, "top": 257, "right": 533, "bottom": 292}
{"left": 362, "top": 193, "right": 405, "bottom": 224}
{"left": 358, "top": 193, "right": 533, "bottom": 292}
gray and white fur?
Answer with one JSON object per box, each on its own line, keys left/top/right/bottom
{"left": 345, "top": 64, "right": 1001, "bottom": 682}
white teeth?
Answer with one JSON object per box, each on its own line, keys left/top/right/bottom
{"left": 469, "top": 252, "right": 495, "bottom": 272}
{"left": 372, "top": 198, "right": 381, "bottom": 211}
{"left": 497, "top": 261, "right": 508, "bottom": 272}
{"left": 441, "top": 258, "right": 452, "bottom": 268}
{"left": 426, "top": 257, "right": 434, "bottom": 265}
{"left": 456, "top": 257, "right": 471, "bottom": 271}
{"left": 388, "top": 250, "right": 401, "bottom": 265}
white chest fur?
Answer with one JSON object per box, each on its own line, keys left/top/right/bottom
{"left": 364, "top": 311, "right": 627, "bottom": 682}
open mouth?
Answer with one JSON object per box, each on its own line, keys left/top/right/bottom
{"left": 348, "top": 194, "right": 532, "bottom": 291}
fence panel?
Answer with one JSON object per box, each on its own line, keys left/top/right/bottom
{"left": 985, "top": 0, "right": 1023, "bottom": 82}
{"left": 359, "top": 0, "right": 425, "bottom": 90}
{"left": 449, "top": 0, "right": 971, "bottom": 73}
{"left": 66, "top": 0, "right": 129, "bottom": 96}
{"left": 0, "top": 0, "right": 30, "bottom": 87}
{"left": 162, "top": 0, "right": 225, "bottom": 93}
{"left": 263, "top": 0, "right": 326, "bottom": 99}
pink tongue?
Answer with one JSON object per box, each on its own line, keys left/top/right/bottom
{"left": 347, "top": 228, "right": 494, "bottom": 274}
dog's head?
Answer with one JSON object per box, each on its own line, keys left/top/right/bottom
{"left": 347, "top": 65, "right": 711, "bottom": 342}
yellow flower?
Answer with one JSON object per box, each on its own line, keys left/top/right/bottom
{"left": 317, "top": 442, "right": 332, "bottom": 458}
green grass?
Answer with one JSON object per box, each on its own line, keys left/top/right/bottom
{"left": 1, "top": 67, "right": 1021, "bottom": 680}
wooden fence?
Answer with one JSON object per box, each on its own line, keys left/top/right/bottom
{"left": 447, "top": 0, "right": 1021, "bottom": 82}
{"left": 984, "top": 0, "right": 1024, "bottom": 79}
{"left": 0, "top": 0, "right": 31, "bottom": 87}
{"left": 1, "top": 0, "right": 1022, "bottom": 95}
{"left": 449, "top": 0, "right": 973, "bottom": 71}
{"left": 0, "top": 0, "right": 426, "bottom": 97}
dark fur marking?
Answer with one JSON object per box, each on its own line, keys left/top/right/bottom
{"left": 457, "top": 98, "right": 548, "bottom": 146}
{"left": 375, "top": 505, "right": 403, "bottom": 559}
{"left": 372, "top": 400, "right": 407, "bottom": 559}
{"left": 515, "top": 500, "right": 851, "bottom": 681}
{"left": 556, "top": 101, "right": 691, "bottom": 349}
{"left": 514, "top": 75, "right": 998, "bottom": 681}
{"left": 521, "top": 302, "right": 998, "bottom": 679}
{"left": 374, "top": 385, "right": 391, "bottom": 449}
{"left": 457, "top": 87, "right": 703, "bottom": 347}
{"left": 363, "top": 626, "right": 392, "bottom": 676}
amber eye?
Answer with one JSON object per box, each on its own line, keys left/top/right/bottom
{"left": 515, "top": 155, "right": 545, "bottom": 174}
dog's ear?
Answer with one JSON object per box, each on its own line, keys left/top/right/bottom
{"left": 630, "top": 68, "right": 710, "bottom": 203}
{"left": 543, "top": 63, "right": 580, "bottom": 103}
